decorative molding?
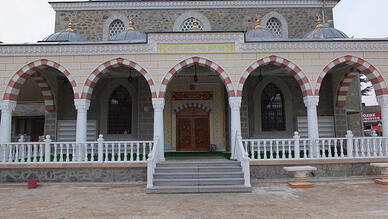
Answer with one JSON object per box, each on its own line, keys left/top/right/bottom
{"left": 173, "top": 91, "right": 213, "bottom": 100}
{"left": 174, "top": 102, "right": 211, "bottom": 113}
{"left": 1, "top": 32, "right": 388, "bottom": 56}
{"left": 50, "top": 1, "right": 338, "bottom": 11}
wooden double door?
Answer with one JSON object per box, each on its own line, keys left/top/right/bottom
{"left": 176, "top": 107, "right": 210, "bottom": 151}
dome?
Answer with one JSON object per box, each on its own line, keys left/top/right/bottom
{"left": 109, "top": 19, "right": 147, "bottom": 43}
{"left": 42, "top": 22, "right": 87, "bottom": 42}
{"left": 245, "top": 16, "right": 280, "bottom": 42}
{"left": 304, "top": 17, "right": 348, "bottom": 39}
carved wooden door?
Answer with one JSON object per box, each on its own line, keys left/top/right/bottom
{"left": 176, "top": 108, "right": 210, "bottom": 151}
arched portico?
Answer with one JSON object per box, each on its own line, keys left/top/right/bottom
{"left": 0, "top": 59, "right": 77, "bottom": 143}
{"left": 316, "top": 56, "right": 388, "bottom": 137}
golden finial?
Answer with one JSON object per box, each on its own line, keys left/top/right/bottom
{"left": 128, "top": 17, "right": 135, "bottom": 31}
{"left": 316, "top": 15, "right": 324, "bottom": 28}
{"left": 192, "top": 18, "right": 199, "bottom": 30}
{"left": 66, "top": 20, "right": 74, "bottom": 32}
{"left": 255, "top": 15, "right": 262, "bottom": 29}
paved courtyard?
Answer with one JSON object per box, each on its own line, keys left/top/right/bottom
{"left": 0, "top": 178, "right": 387, "bottom": 218}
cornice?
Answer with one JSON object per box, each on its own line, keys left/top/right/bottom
{"left": 1, "top": 32, "right": 388, "bottom": 56}
{"left": 50, "top": 0, "right": 338, "bottom": 11}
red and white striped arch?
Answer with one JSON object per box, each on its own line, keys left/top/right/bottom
{"left": 336, "top": 72, "right": 358, "bottom": 108}
{"left": 81, "top": 58, "right": 156, "bottom": 99}
{"left": 159, "top": 57, "right": 235, "bottom": 98}
{"left": 315, "top": 56, "right": 388, "bottom": 97}
{"left": 30, "top": 72, "right": 55, "bottom": 112}
{"left": 237, "top": 56, "right": 313, "bottom": 97}
{"left": 3, "top": 59, "right": 78, "bottom": 102}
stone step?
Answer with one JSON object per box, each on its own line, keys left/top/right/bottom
{"left": 146, "top": 185, "right": 252, "bottom": 194}
{"left": 155, "top": 166, "right": 242, "bottom": 173}
{"left": 157, "top": 161, "right": 240, "bottom": 168}
{"left": 153, "top": 178, "right": 244, "bottom": 186}
{"left": 154, "top": 172, "right": 244, "bottom": 179}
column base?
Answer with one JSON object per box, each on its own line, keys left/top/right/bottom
{"left": 375, "top": 179, "right": 388, "bottom": 185}
{"left": 288, "top": 182, "right": 313, "bottom": 189}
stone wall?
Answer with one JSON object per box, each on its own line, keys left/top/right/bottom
{"left": 55, "top": 8, "right": 333, "bottom": 41}
{"left": 137, "top": 76, "right": 154, "bottom": 140}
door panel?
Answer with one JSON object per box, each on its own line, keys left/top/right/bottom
{"left": 176, "top": 107, "right": 210, "bottom": 151}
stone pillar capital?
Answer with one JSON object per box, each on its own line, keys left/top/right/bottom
{"left": 0, "top": 100, "right": 16, "bottom": 112}
{"left": 74, "top": 99, "right": 90, "bottom": 111}
{"left": 377, "top": 95, "right": 388, "bottom": 107}
{"left": 303, "top": 96, "right": 319, "bottom": 108}
{"left": 229, "top": 97, "right": 242, "bottom": 110}
{"left": 152, "top": 98, "right": 165, "bottom": 111}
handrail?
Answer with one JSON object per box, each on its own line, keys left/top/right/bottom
{"left": 233, "top": 131, "right": 251, "bottom": 187}
{"left": 147, "top": 136, "right": 159, "bottom": 189}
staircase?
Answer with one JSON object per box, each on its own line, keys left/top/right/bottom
{"left": 146, "top": 159, "right": 251, "bottom": 193}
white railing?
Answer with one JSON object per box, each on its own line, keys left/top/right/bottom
{"left": 241, "top": 131, "right": 388, "bottom": 160}
{"left": 0, "top": 134, "right": 154, "bottom": 164}
{"left": 233, "top": 131, "right": 251, "bottom": 187}
{"left": 147, "top": 136, "right": 160, "bottom": 189}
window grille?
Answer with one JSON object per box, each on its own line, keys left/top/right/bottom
{"left": 266, "top": 17, "right": 282, "bottom": 36}
{"left": 180, "top": 17, "right": 203, "bottom": 31}
{"left": 108, "top": 86, "right": 132, "bottom": 134}
{"left": 261, "top": 83, "right": 285, "bottom": 131}
{"left": 109, "top": 19, "right": 125, "bottom": 38}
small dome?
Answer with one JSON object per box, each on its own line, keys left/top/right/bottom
{"left": 41, "top": 22, "right": 87, "bottom": 42}
{"left": 109, "top": 30, "right": 146, "bottom": 42}
{"left": 304, "top": 27, "right": 348, "bottom": 39}
{"left": 246, "top": 29, "right": 280, "bottom": 41}
{"left": 245, "top": 16, "right": 280, "bottom": 42}
{"left": 304, "top": 16, "right": 348, "bottom": 39}
{"left": 109, "top": 18, "right": 146, "bottom": 43}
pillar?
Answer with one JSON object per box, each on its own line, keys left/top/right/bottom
{"left": 303, "top": 96, "right": 320, "bottom": 139}
{"left": 74, "top": 99, "right": 90, "bottom": 142}
{"left": 152, "top": 98, "right": 165, "bottom": 161}
{"left": 377, "top": 95, "right": 388, "bottom": 137}
{"left": 0, "top": 100, "right": 17, "bottom": 143}
{"left": 229, "top": 97, "right": 242, "bottom": 159}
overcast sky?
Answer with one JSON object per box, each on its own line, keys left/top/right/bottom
{"left": 0, "top": 0, "right": 386, "bottom": 105}
{"left": 0, "top": 0, "right": 387, "bottom": 43}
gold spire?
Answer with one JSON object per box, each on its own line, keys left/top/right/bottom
{"left": 128, "top": 17, "right": 135, "bottom": 31}
{"left": 316, "top": 15, "right": 324, "bottom": 28}
{"left": 255, "top": 15, "right": 262, "bottom": 29}
{"left": 66, "top": 20, "right": 74, "bottom": 32}
{"left": 192, "top": 18, "right": 199, "bottom": 30}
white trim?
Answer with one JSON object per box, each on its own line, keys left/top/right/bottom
{"left": 173, "top": 11, "right": 211, "bottom": 31}
{"left": 1, "top": 32, "right": 388, "bottom": 56}
{"left": 102, "top": 14, "right": 130, "bottom": 41}
{"left": 261, "top": 11, "right": 289, "bottom": 38}
{"left": 50, "top": 1, "right": 338, "bottom": 11}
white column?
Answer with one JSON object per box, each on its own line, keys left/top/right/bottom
{"left": 303, "top": 96, "right": 320, "bottom": 158}
{"left": 303, "top": 96, "right": 320, "bottom": 139}
{"left": 152, "top": 98, "right": 165, "bottom": 161}
{"left": 229, "top": 97, "right": 242, "bottom": 159}
{"left": 377, "top": 95, "right": 388, "bottom": 137}
{"left": 74, "top": 99, "right": 90, "bottom": 142}
{"left": 0, "top": 100, "right": 17, "bottom": 143}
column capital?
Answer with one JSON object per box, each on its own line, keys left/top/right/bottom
{"left": 377, "top": 95, "right": 388, "bottom": 107}
{"left": 152, "top": 98, "right": 165, "bottom": 110}
{"left": 74, "top": 99, "right": 90, "bottom": 111}
{"left": 303, "top": 96, "right": 319, "bottom": 107}
{"left": 0, "top": 100, "right": 16, "bottom": 112}
{"left": 229, "top": 97, "right": 242, "bottom": 110}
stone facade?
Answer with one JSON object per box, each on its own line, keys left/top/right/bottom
{"left": 54, "top": 8, "right": 333, "bottom": 41}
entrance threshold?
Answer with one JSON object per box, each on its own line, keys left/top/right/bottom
{"left": 165, "top": 152, "right": 231, "bottom": 160}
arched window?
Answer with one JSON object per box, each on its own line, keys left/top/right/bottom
{"left": 108, "top": 86, "right": 131, "bottom": 134}
{"left": 261, "top": 83, "right": 285, "bottom": 131}
{"left": 180, "top": 17, "right": 203, "bottom": 31}
{"left": 109, "top": 19, "right": 125, "bottom": 38}
{"left": 266, "top": 17, "right": 282, "bottom": 36}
